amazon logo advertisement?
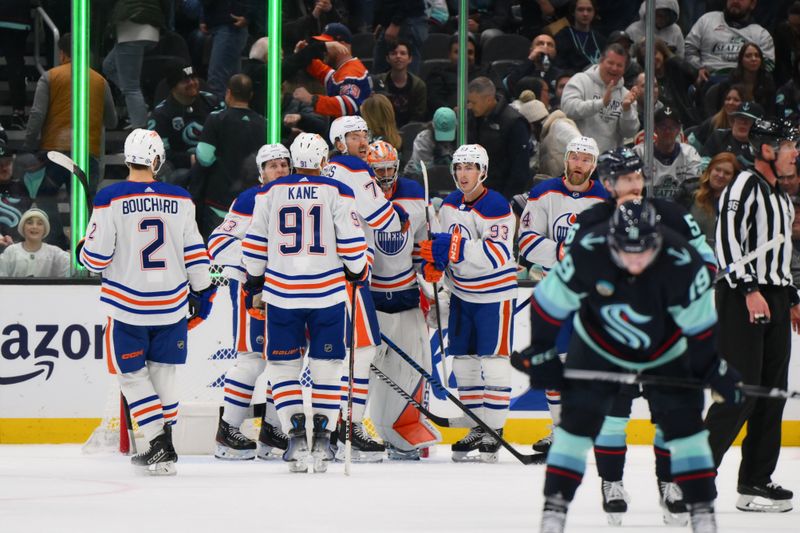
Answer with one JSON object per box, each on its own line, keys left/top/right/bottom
{"left": 0, "top": 322, "right": 105, "bottom": 385}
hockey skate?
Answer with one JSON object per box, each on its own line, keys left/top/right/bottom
{"left": 479, "top": 429, "right": 502, "bottom": 463}
{"left": 687, "top": 501, "right": 717, "bottom": 533}
{"left": 257, "top": 420, "right": 288, "bottom": 460}
{"left": 335, "top": 420, "right": 385, "bottom": 463}
{"left": 283, "top": 413, "right": 309, "bottom": 473}
{"left": 310, "top": 415, "right": 335, "bottom": 473}
{"left": 658, "top": 480, "right": 689, "bottom": 526}
{"left": 532, "top": 431, "right": 553, "bottom": 454}
{"left": 131, "top": 425, "right": 178, "bottom": 476}
{"left": 214, "top": 418, "right": 256, "bottom": 460}
{"left": 386, "top": 444, "right": 421, "bottom": 461}
{"left": 451, "top": 426, "right": 484, "bottom": 462}
{"left": 601, "top": 479, "right": 630, "bottom": 526}
{"left": 540, "top": 493, "right": 569, "bottom": 533}
{"left": 736, "top": 482, "right": 793, "bottom": 512}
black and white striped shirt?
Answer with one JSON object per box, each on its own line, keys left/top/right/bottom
{"left": 716, "top": 169, "right": 797, "bottom": 298}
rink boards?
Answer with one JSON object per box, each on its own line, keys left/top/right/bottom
{"left": 1, "top": 282, "right": 799, "bottom": 445}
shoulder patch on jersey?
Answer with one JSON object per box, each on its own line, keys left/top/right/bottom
{"left": 579, "top": 231, "right": 606, "bottom": 251}
{"left": 666, "top": 246, "right": 692, "bottom": 266}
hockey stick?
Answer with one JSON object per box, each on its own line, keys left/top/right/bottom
{"left": 381, "top": 333, "right": 545, "bottom": 465}
{"left": 46, "top": 151, "right": 93, "bottom": 216}
{"left": 421, "top": 161, "right": 451, "bottom": 383}
{"left": 369, "top": 363, "right": 472, "bottom": 428}
{"left": 345, "top": 281, "right": 358, "bottom": 476}
{"left": 563, "top": 368, "right": 800, "bottom": 400}
{"left": 714, "top": 234, "right": 785, "bottom": 283}
{"left": 120, "top": 393, "right": 137, "bottom": 455}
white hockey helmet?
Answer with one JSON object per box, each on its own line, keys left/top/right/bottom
{"left": 451, "top": 144, "right": 489, "bottom": 193}
{"left": 290, "top": 133, "right": 329, "bottom": 170}
{"left": 124, "top": 128, "right": 165, "bottom": 174}
{"left": 256, "top": 143, "right": 291, "bottom": 182}
{"left": 563, "top": 135, "right": 600, "bottom": 175}
{"left": 329, "top": 115, "right": 369, "bottom": 153}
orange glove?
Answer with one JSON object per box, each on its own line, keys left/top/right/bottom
{"left": 422, "top": 261, "right": 443, "bottom": 283}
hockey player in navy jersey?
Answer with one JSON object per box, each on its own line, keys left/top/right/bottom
{"left": 558, "top": 147, "right": 718, "bottom": 525}
{"left": 521, "top": 199, "right": 742, "bottom": 533}
{"left": 365, "top": 140, "right": 442, "bottom": 459}
{"left": 518, "top": 135, "right": 607, "bottom": 456}
{"left": 207, "top": 143, "right": 292, "bottom": 460}
{"left": 242, "top": 133, "right": 368, "bottom": 473}
{"left": 323, "top": 116, "right": 409, "bottom": 461}
{"left": 79, "top": 129, "right": 216, "bottom": 475}
{"left": 420, "top": 144, "right": 518, "bottom": 463}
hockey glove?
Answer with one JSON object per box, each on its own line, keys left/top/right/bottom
{"left": 243, "top": 274, "right": 266, "bottom": 319}
{"left": 392, "top": 202, "right": 411, "bottom": 233}
{"left": 511, "top": 346, "right": 563, "bottom": 390}
{"left": 75, "top": 238, "right": 87, "bottom": 267}
{"left": 343, "top": 265, "right": 368, "bottom": 284}
{"left": 188, "top": 284, "right": 217, "bottom": 330}
{"left": 425, "top": 289, "right": 450, "bottom": 329}
{"left": 705, "top": 358, "right": 744, "bottom": 405}
{"left": 419, "top": 232, "right": 464, "bottom": 270}
{"left": 421, "top": 260, "right": 444, "bottom": 283}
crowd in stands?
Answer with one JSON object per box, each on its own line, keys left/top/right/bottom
{"left": 2, "top": 0, "right": 800, "bottom": 278}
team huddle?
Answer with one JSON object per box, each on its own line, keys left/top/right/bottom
{"left": 76, "top": 112, "right": 800, "bottom": 532}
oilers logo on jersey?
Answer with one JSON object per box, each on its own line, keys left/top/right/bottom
{"left": 447, "top": 223, "right": 473, "bottom": 239}
{"left": 376, "top": 229, "right": 408, "bottom": 256}
{"left": 553, "top": 212, "right": 579, "bottom": 242}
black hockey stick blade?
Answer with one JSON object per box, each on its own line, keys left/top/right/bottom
{"left": 46, "top": 151, "right": 93, "bottom": 214}
{"left": 380, "top": 333, "right": 545, "bottom": 465}
{"left": 370, "top": 363, "right": 472, "bottom": 428}
{"left": 563, "top": 368, "right": 800, "bottom": 400}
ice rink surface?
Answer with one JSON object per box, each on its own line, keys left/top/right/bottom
{"left": 1, "top": 444, "right": 798, "bottom": 533}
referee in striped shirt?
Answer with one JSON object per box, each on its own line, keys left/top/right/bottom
{"left": 705, "top": 118, "right": 800, "bottom": 512}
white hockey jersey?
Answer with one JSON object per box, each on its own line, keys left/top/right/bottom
{"left": 370, "top": 177, "right": 427, "bottom": 296}
{"left": 518, "top": 177, "right": 609, "bottom": 270}
{"left": 80, "top": 181, "right": 212, "bottom": 326}
{"left": 684, "top": 11, "right": 775, "bottom": 73}
{"left": 242, "top": 174, "right": 368, "bottom": 309}
{"left": 207, "top": 183, "right": 262, "bottom": 283}
{"left": 322, "top": 154, "right": 402, "bottom": 268}
{"left": 634, "top": 143, "right": 702, "bottom": 201}
{"left": 438, "top": 188, "right": 518, "bottom": 303}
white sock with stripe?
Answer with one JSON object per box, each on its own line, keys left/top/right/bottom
{"left": 267, "top": 359, "right": 303, "bottom": 433}
{"left": 221, "top": 351, "right": 265, "bottom": 427}
{"left": 340, "top": 345, "right": 375, "bottom": 423}
{"left": 546, "top": 390, "right": 562, "bottom": 427}
{"left": 117, "top": 367, "right": 165, "bottom": 442}
{"left": 452, "top": 355, "right": 485, "bottom": 422}
{"left": 481, "top": 356, "right": 511, "bottom": 430}
{"left": 310, "top": 358, "right": 345, "bottom": 430}
{"left": 264, "top": 381, "right": 280, "bottom": 427}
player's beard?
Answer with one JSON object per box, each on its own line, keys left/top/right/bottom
{"left": 566, "top": 171, "right": 588, "bottom": 187}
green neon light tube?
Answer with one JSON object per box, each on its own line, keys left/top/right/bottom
{"left": 70, "top": 0, "right": 89, "bottom": 271}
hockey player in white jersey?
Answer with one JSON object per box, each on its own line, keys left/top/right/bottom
{"left": 79, "top": 129, "right": 216, "bottom": 475}
{"left": 242, "top": 133, "right": 368, "bottom": 473}
{"left": 420, "top": 144, "right": 518, "bottom": 463}
{"left": 365, "top": 140, "right": 442, "bottom": 459}
{"left": 323, "top": 116, "right": 409, "bottom": 461}
{"left": 207, "top": 143, "right": 292, "bottom": 460}
{"left": 518, "top": 135, "right": 608, "bottom": 455}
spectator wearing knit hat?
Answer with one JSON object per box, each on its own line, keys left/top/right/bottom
{"left": 404, "top": 107, "right": 458, "bottom": 180}
{"left": 0, "top": 208, "right": 70, "bottom": 277}
{"left": 511, "top": 90, "right": 550, "bottom": 175}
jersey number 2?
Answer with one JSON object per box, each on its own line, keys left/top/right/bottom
{"left": 139, "top": 218, "right": 166, "bottom": 269}
{"left": 279, "top": 205, "right": 325, "bottom": 255}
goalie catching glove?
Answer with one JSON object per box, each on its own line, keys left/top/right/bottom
{"left": 510, "top": 346, "right": 563, "bottom": 390}
{"left": 188, "top": 284, "right": 217, "bottom": 330}
{"left": 419, "top": 232, "right": 464, "bottom": 270}
{"left": 243, "top": 274, "right": 266, "bottom": 319}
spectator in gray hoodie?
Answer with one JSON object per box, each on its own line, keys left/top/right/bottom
{"left": 625, "top": 0, "right": 685, "bottom": 57}
{"left": 560, "top": 43, "right": 640, "bottom": 153}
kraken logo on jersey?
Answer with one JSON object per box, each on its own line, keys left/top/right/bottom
{"left": 447, "top": 223, "right": 473, "bottom": 239}
{"left": 172, "top": 117, "right": 185, "bottom": 131}
{"left": 181, "top": 121, "right": 204, "bottom": 147}
{"left": 553, "top": 212, "right": 578, "bottom": 242}
{"left": 376, "top": 230, "right": 408, "bottom": 256}
{"left": 600, "top": 304, "right": 652, "bottom": 350}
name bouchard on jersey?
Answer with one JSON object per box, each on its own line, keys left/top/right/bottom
{"left": 121, "top": 197, "right": 180, "bottom": 215}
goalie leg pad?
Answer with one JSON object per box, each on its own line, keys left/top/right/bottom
{"left": 481, "top": 356, "right": 511, "bottom": 431}
{"left": 309, "top": 358, "right": 345, "bottom": 430}
{"left": 371, "top": 309, "right": 441, "bottom": 450}
{"left": 267, "top": 359, "right": 304, "bottom": 433}
{"left": 452, "top": 355, "right": 485, "bottom": 421}
{"left": 221, "top": 351, "right": 266, "bottom": 427}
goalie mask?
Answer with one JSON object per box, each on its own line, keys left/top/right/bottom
{"left": 124, "top": 128, "right": 165, "bottom": 174}
{"left": 256, "top": 143, "right": 292, "bottom": 183}
{"left": 366, "top": 140, "right": 400, "bottom": 193}
{"left": 451, "top": 144, "right": 489, "bottom": 195}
